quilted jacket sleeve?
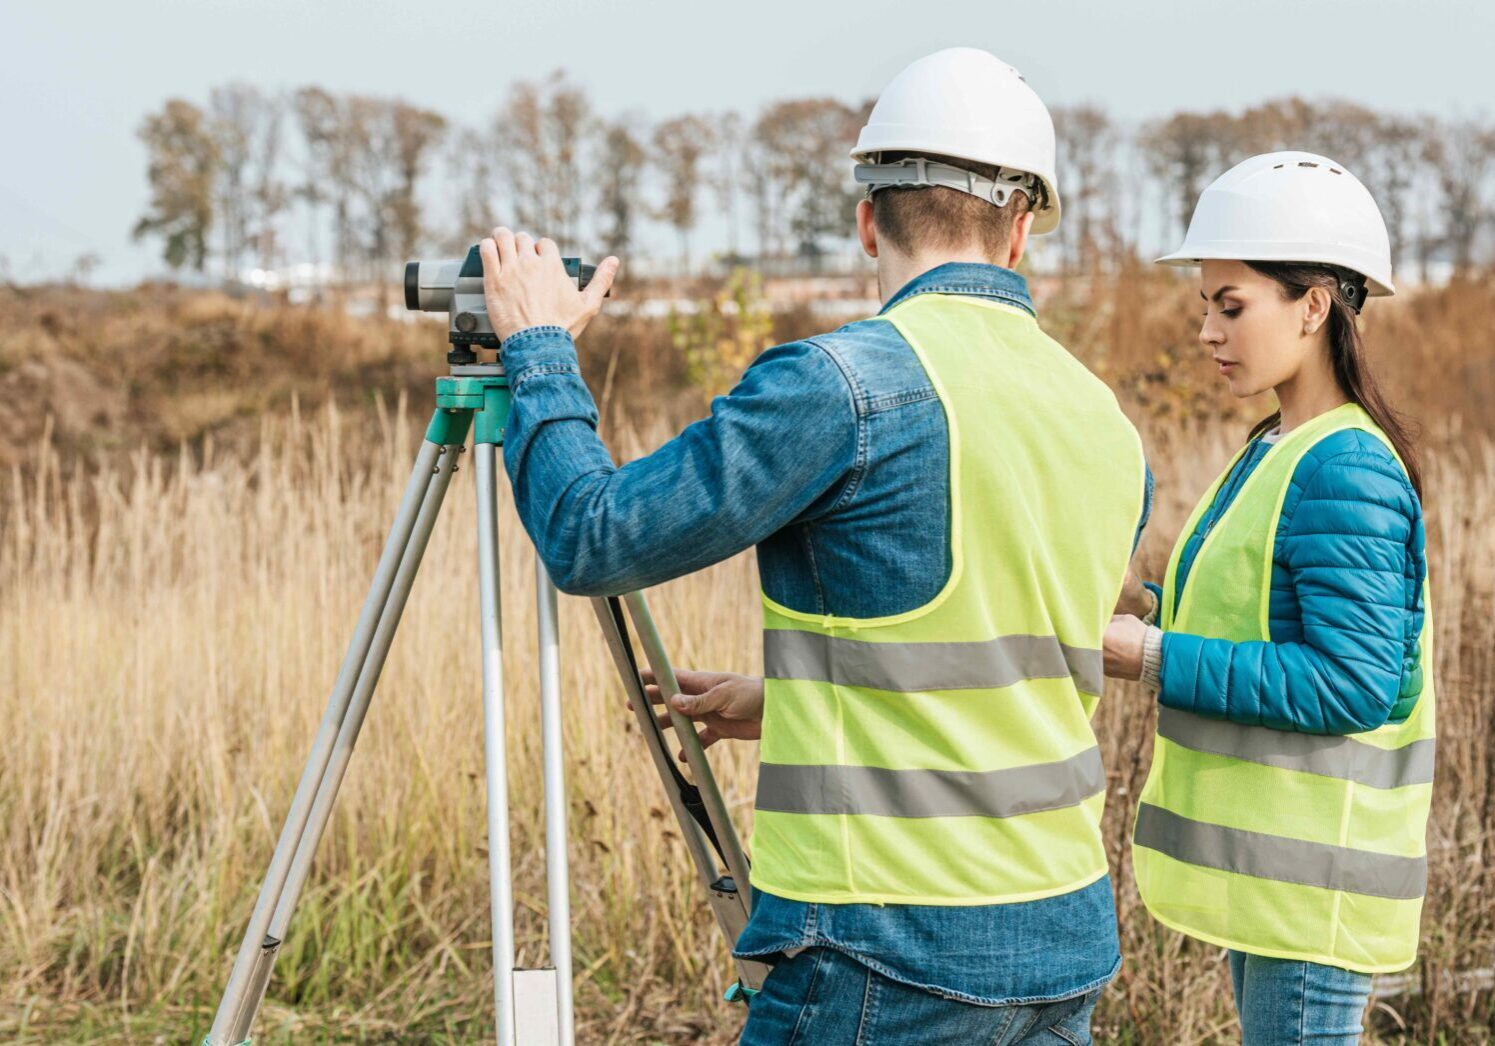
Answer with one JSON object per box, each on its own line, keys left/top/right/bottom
{"left": 1157, "top": 433, "right": 1426, "bottom": 735}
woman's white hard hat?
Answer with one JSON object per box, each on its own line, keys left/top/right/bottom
{"left": 1157, "top": 151, "right": 1395, "bottom": 297}
{"left": 851, "top": 48, "right": 1062, "bottom": 235}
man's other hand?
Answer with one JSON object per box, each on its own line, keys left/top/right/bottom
{"left": 1113, "top": 565, "right": 1148, "bottom": 619}
{"left": 632, "top": 668, "right": 764, "bottom": 762}
{"left": 479, "top": 226, "right": 619, "bottom": 343}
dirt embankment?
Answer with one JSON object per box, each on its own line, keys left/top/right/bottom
{"left": 0, "top": 284, "right": 718, "bottom": 468}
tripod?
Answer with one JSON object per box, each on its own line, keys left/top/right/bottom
{"left": 204, "top": 363, "right": 769, "bottom": 1045}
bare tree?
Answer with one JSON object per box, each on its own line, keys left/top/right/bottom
{"left": 1141, "top": 110, "right": 1239, "bottom": 244}
{"left": 294, "top": 86, "right": 357, "bottom": 280}
{"left": 133, "top": 99, "right": 219, "bottom": 272}
{"left": 338, "top": 96, "right": 446, "bottom": 294}
{"left": 208, "top": 84, "right": 288, "bottom": 278}
{"left": 596, "top": 116, "right": 647, "bottom": 257}
{"left": 653, "top": 114, "right": 712, "bottom": 268}
{"left": 1359, "top": 114, "right": 1425, "bottom": 273}
{"left": 743, "top": 129, "right": 786, "bottom": 261}
{"left": 494, "top": 71, "right": 592, "bottom": 249}
{"left": 385, "top": 101, "right": 448, "bottom": 262}
{"left": 710, "top": 110, "right": 747, "bottom": 260}
{"left": 753, "top": 98, "right": 863, "bottom": 265}
{"left": 1423, "top": 116, "right": 1495, "bottom": 275}
{"left": 445, "top": 128, "right": 499, "bottom": 251}
{"left": 1053, "top": 104, "right": 1119, "bottom": 270}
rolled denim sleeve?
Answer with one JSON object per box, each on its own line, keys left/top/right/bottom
{"left": 500, "top": 325, "right": 859, "bottom": 595}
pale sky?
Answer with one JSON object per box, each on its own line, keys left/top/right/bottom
{"left": 2, "top": 0, "right": 1492, "bottom": 285}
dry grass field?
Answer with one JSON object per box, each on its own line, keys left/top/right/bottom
{"left": 0, "top": 269, "right": 1492, "bottom": 1042}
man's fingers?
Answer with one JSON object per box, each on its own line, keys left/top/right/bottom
{"left": 492, "top": 227, "right": 517, "bottom": 267}
{"left": 537, "top": 237, "right": 560, "bottom": 258}
{"left": 672, "top": 667, "right": 726, "bottom": 694}
{"left": 670, "top": 682, "right": 730, "bottom": 717}
{"left": 677, "top": 726, "right": 720, "bottom": 763}
{"left": 514, "top": 231, "right": 535, "bottom": 256}
{"left": 582, "top": 256, "right": 620, "bottom": 312}
{"left": 478, "top": 238, "right": 501, "bottom": 290}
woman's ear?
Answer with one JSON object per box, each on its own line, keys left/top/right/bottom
{"left": 856, "top": 198, "right": 878, "bottom": 259}
{"left": 1302, "top": 284, "right": 1333, "bottom": 336}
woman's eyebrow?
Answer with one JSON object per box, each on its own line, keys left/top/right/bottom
{"left": 1201, "top": 285, "right": 1239, "bottom": 302}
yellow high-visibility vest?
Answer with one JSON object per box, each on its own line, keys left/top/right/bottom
{"left": 1133, "top": 402, "right": 1435, "bottom": 973}
{"left": 749, "top": 291, "right": 1147, "bottom": 905}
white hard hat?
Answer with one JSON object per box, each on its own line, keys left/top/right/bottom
{"left": 851, "top": 48, "right": 1061, "bottom": 235}
{"left": 1157, "top": 151, "right": 1395, "bottom": 298}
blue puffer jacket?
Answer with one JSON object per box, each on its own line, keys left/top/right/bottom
{"left": 1145, "top": 426, "right": 1427, "bottom": 735}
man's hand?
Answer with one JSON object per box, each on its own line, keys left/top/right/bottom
{"left": 1114, "top": 565, "right": 1154, "bottom": 620}
{"left": 1103, "top": 614, "right": 1148, "bottom": 681}
{"left": 632, "top": 669, "right": 764, "bottom": 762}
{"left": 478, "top": 226, "right": 619, "bottom": 343}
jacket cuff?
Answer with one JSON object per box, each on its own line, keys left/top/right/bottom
{"left": 498, "top": 325, "right": 578, "bottom": 383}
{"left": 1140, "top": 625, "right": 1165, "bottom": 691}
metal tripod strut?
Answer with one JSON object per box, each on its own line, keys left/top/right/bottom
{"left": 204, "top": 362, "right": 762, "bottom": 1045}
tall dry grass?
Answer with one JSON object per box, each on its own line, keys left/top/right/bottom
{"left": 1, "top": 272, "right": 1493, "bottom": 1041}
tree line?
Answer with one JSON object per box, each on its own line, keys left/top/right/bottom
{"left": 133, "top": 75, "right": 1495, "bottom": 285}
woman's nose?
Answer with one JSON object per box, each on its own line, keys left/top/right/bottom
{"left": 1198, "top": 316, "right": 1223, "bottom": 348}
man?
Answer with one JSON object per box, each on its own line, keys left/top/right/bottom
{"left": 480, "top": 47, "right": 1155, "bottom": 1045}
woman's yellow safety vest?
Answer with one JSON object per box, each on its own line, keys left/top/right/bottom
{"left": 1133, "top": 402, "right": 1435, "bottom": 973}
{"left": 750, "top": 292, "right": 1148, "bottom": 906}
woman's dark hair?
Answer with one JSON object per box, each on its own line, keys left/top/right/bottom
{"left": 1244, "top": 261, "right": 1423, "bottom": 499}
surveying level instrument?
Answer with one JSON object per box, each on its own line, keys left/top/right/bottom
{"left": 204, "top": 254, "right": 768, "bottom": 1045}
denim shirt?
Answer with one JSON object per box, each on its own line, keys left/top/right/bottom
{"left": 500, "top": 262, "right": 1152, "bottom": 1005}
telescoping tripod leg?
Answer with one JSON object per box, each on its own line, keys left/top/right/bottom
{"left": 470, "top": 374, "right": 574, "bottom": 1046}
{"left": 590, "top": 597, "right": 772, "bottom": 997}
{"left": 206, "top": 424, "right": 467, "bottom": 1046}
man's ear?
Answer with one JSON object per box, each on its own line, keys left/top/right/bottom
{"left": 1006, "top": 209, "right": 1036, "bottom": 269}
{"left": 856, "top": 198, "right": 878, "bottom": 259}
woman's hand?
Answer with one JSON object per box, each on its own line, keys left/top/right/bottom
{"left": 1104, "top": 614, "right": 1149, "bottom": 681}
{"left": 633, "top": 669, "right": 764, "bottom": 762}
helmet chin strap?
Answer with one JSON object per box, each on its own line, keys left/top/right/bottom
{"left": 854, "top": 156, "right": 1045, "bottom": 210}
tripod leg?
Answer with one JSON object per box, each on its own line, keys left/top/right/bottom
{"left": 536, "top": 562, "right": 575, "bottom": 1046}
{"left": 231, "top": 437, "right": 460, "bottom": 1038}
{"left": 590, "top": 596, "right": 770, "bottom": 994}
{"left": 474, "top": 442, "right": 518, "bottom": 1046}
{"left": 207, "top": 438, "right": 447, "bottom": 1046}
{"left": 622, "top": 593, "right": 755, "bottom": 915}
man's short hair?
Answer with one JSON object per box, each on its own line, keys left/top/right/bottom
{"left": 870, "top": 151, "right": 1033, "bottom": 261}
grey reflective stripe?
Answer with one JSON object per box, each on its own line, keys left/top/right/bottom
{"left": 1157, "top": 708, "right": 1435, "bottom": 790}
{"left": 756, "top": 746, "right": 1105, "bottom": 819}
{"left": 764, "top": 630, "right": 1103, "bottom": 697}
{"left": 1134, "top": 803, "right": 1426, "bottom": 901}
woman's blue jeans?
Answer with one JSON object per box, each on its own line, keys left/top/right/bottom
{"left": 740, "top": 946, "right": 1103, "bottom": 1045}
{"left": 1229, "top": 950, "right": 1373, "bottom": 1044}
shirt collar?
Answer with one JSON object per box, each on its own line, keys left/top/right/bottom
{"left": 878, "top": 262, "right": 1036, "bottom": 318}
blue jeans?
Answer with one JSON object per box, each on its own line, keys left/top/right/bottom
{"left": 741, "top": 946, "right": 1103, "bottom": 1045}
{"left": 1229, "top": 951, "right": 1373, "bottom": 1044}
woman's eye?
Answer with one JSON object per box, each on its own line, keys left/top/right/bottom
{"left": 1221, "top": 307, "right": 1242, "bottom": 318}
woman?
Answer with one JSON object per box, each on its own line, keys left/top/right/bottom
{"left": 1105, "top": 151, "right": 1433, "bottom": 1044}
